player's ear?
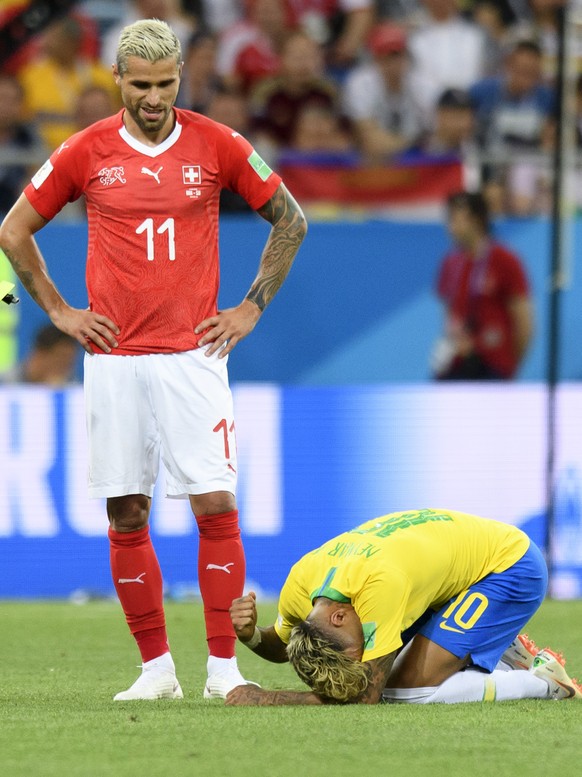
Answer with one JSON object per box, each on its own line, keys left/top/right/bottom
{"left": 112, "top": 63, "right": 121, "bottom": 85}
{"left": 330, "top": 607, "right": 347, "bottom": 627}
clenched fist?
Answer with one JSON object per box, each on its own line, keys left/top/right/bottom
{"left": 230, "top": 591, "right": 258, "bottom": 643}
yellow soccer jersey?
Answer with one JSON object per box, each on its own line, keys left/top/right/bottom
{"left": 274, "top": 509, "right": 530, "bottom": 662}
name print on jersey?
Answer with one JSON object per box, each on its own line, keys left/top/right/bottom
{"left": 98, "top": 167, "right": 127, "bottom": 187}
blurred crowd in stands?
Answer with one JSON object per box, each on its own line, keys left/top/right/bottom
{"left": 0, "top": 0, "right": 579, "bottom": 218}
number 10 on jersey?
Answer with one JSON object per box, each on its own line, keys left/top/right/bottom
{"left": 136, "top": 218, "right": 176, "bottom": 261}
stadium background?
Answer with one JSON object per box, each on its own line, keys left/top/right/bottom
{"left": 3, "top": 219, "right": 582, "bottom": 601}
{"left": 1, "top": 0, "right": 582, "bottom": 603}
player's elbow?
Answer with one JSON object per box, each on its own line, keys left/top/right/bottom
{"left": 297, "top": 211, "right": 308, "bottom": 241}
{"left": 0, "top": 208, "right": 28, "bottom": 252}
{"left": 0, "top": 218, "right": 18, "bottom": 253}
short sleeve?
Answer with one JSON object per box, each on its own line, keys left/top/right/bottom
{"left": 354, "top": 569, "right": 411, "bottom": 662}
{"left": 213, "top": 123, "right": 282, "bottom": 210}
{"left": 274, "top": 609, "right": 296, "bottom": 645}
{"left": 24, "top": 131, "right": 90, "bottom": 221}
{"left": 273, "top": 564, "right": 312, "bottom": 644}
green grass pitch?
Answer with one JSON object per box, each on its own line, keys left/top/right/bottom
{"left": 1, "top": 599, "right": 581, "bottom": 777}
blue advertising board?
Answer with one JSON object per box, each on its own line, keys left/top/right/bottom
{"left": 13, "top": 216, "right": 582, "bottom": 383}
{"left": 2, "top": 384, "right": 581, "bottom": 599}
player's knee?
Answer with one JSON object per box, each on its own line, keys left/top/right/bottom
{"left": 189, "top": 491, "right": 236, "bottom": 518}
{"left": 107, "top": 495, "right": 150, "bottom": 532}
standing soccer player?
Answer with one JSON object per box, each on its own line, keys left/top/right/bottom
{"left": 0, "top": 19, "right": 307, "bottom": 700}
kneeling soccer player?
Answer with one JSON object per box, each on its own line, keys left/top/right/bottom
{"left": 227, "top": 508, "right": 581, "bottom": 705}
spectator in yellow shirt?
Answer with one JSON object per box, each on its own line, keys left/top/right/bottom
{"left": 19, "top": 16, "right": 118, "bottom": 151}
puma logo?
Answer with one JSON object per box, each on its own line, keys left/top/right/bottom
{"left": 141, "top": 165, "right": 163, "bottom": 184}
{"left": 206, "top": 563, "right": 234, "bottom": 574}
{"left": 117, "top": 572, "right": 146, "bottom": 584}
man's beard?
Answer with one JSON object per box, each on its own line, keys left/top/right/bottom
{"left": 128, "top": 103, "right": 170, "bottom": 134}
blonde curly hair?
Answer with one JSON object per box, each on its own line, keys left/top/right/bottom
{"left": 286, "top": 620, "right": 370, "bottom": 703}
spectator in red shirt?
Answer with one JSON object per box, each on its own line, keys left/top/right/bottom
{"left": 433, "top": 191, "right": 533, "bottom": 380}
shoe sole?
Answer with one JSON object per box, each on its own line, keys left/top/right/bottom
{"left": 114, "top": 681, "right": 184, "bottom": 701}
{"left": 532, "top": 651, "right": 582, "bottom": 700}
{"left": 532, "top": 667, "right": 578, "bottom": 699}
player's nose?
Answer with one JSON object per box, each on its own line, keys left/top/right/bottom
{"left": 147, "top": 88, "right": 161, "bottom": 106}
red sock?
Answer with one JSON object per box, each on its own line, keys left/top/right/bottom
{"left": 196, "top": 509, "right": 245, "bottom": 659}
{"left": 109, "top": 525, "right": 169, "bottom": 663}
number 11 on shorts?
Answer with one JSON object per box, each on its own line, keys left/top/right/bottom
{"left": 213, "top": 418, "right": 236, "bottom": 473}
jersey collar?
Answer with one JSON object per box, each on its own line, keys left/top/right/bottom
{"left": 310, "top": 567, "right": 351, "bottom": 604}
{"left": 118, "top": 115, "right": 182, "bottom": 158}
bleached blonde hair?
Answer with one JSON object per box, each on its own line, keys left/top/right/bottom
{"left": 116, "top": 19, "right": 181, "bottom": 75}
{"left": 286, "top": 621, "right": 370, "bottom": 703}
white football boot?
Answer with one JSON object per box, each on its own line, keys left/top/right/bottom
{"left": 203, "top": 656, "right": 260, "bottom": 700}
{"left": 114, "top": 652, "right": 184, "bottom": 701}
{"left": 531, "top": 649, "right": 582, "bottom": 700}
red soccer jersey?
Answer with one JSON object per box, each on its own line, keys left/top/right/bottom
{"left": 436, "top": 241, "right": 530, "bottom": 378}
{"left": 24, "top": 108, "right": 281, "bottom": 354}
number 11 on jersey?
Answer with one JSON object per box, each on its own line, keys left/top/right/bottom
{"left": 136, "top": 217, "right": 176, "bottom": 261}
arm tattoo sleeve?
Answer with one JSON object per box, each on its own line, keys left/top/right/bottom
{"left": 358, "top": 653, "right": 397, "bottom": 704}
{"left": 251, "top": 627, "right": 290, "bottom": 663}
{"left": 246, "top": 184, "right": 307, "bottom": 311}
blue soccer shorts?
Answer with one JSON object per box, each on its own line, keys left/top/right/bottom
{"left": 402, "top": 540, "right": 548, "bottom": 672}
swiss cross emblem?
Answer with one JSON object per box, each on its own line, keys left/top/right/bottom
{"left": 182, "top": 165, "right": 201, "bottom": 185}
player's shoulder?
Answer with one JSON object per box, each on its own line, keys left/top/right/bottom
{"left": 175, "top": 107, "right": 234, "bottom": 140}
{"left": 176, "top": 108, "right": 256, "bottom": 163}
{"left": 489, "top": 241, "right": 524, "bottom": 266}
{"left": 57, "top": 111, "right": 124, "bottom": 154}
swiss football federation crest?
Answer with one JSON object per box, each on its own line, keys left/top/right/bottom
{"left": 182, "top": 165, "right": 201, "bottom": 185}
{"left": 98, "top": 166, "right": 126, "bottom": 186}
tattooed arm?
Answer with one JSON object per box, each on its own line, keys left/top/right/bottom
{"left": 246, "top": 183, "right": 307, "bottom": 311}
{"left": 226, "top": 687, "right": 324, "bottom": 706}
{"left": 195, "top": 183, "right": 307, "bottom": 357}
{"left": 357, "top": 653, "right": 397, "bottom": 704}
{"left": 0, "top": 194, "right": 119, "bottom": 353}
{"left": 226, "top": 653, "right": 397, "bottom": 706}
{"left": 230, "top": 593, "right": 289, "bottom": 663}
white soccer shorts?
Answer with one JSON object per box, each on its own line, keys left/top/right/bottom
{"left": 84, "top": 348, "right": 238, "bottom": 499}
